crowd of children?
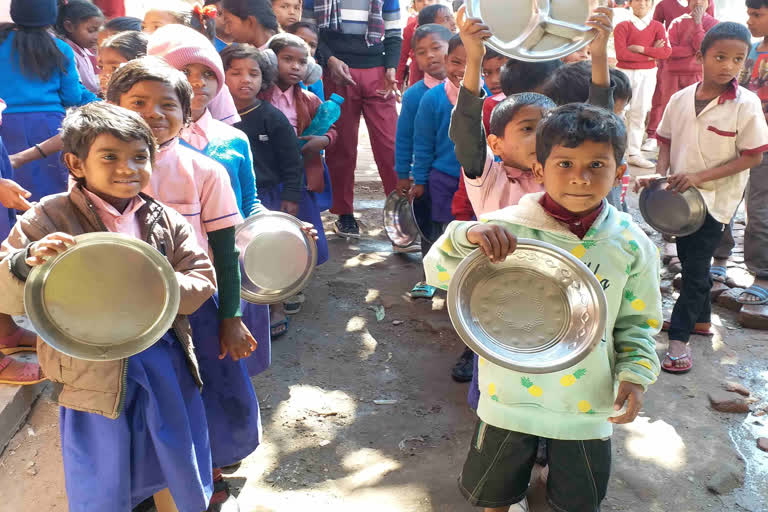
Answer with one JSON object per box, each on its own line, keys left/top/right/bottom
{"left": 0, "top": 0, "right": 766, "bottom": 511}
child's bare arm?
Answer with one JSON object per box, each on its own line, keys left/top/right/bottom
{"left": 666, "top": 152, "right": 763, "bottom": 193}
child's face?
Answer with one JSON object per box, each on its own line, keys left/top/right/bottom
{"left": 66, "top": 16, "right": 104, "bottom": 52}
{"left": 414, "top": 0, "right": 438, "bottom": 12}
{"left": 293, "top": 27, "right": 318, "bottom": 57}
{"left": 532, "top": 140, "right": 626, "bottom": 215}
{"left": 747, "top": 7, "right": 768, "bottom": 38}
{"left": 699, "top": 39, "right": 750, "bottom": 87}
{"left": 272, "top": 0, "right": 302, "bottom": 27}
{"left": 444, "top": 45, "right": 466, "bottom": 88}
{"left": 629, "top": 0, "right": 653, "bottom": 19}
{"left": 142, "top": 10, "right": 177, "bottom": 34}
{"left": 183, "top": 63, "right": 219, "bottom": 117}
{"left": 687, "top": 0, "right": 708, "bottom": 12}
{"left": 434, "top": 7, "right": 457, "bottom": 33}
{"left": 276, "top": 46, "right": 308, "bottom": 88}
{"left": 220, "top": 9, "right": 252, "bottom": 44}
{"left": 116, "top": 80, "right": 185, "bottom": 145}
{"left": 482, "top": 56, "right": 507, "bottom": 96}
{"left": 226, "top": 58, "right": 263, "bottom": 104}
{"left": 66, "top": 134, "right": 152, "bottom": 209}
{"left": 412, "top": 34, "right": 449, "bottom": 80}
{"left": 488, "top": 105, "right": 545, "bottom": 172}
{"left": 561, "top": 46, "right": 590, "bottom": 64}
{"left": 97, "top": 47, "right": 128, "bottom": 94}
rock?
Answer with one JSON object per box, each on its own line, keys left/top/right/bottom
{"left": 673, "top": 274, "right": 682, "bottom": 290}
{"left": 668, "top": 259, "right": 682, "bottom": 274}
{"left": 660, "top": 281, "right": 674, "bottom": 295}
{"left": 26, "top": 468, "right": 37, "bottom": 476}
{"left": 708, "top": 391, "right": 751, "bottom": 413}
{"left": 706, "top": 464, "right": 744, "bottom": 495}
{"left": 392, "top": 320, "right": 404, "bottom": 326}
{"left": 723, "top": 381, "right": 750, "bottom": 397}
{"left": 717, "top": 288, "right": 746, "bottom": 312}
{"left": 740, "top": 304, "right": 768, "bottom": 330}
{"left": 757, "top": 438, "right": 768, "bottom": 452}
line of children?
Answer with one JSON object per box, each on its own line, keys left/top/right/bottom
{"left": 97, "top": 15, "right": 142, "bottom": 46}
{"left": 55, "top": 0, "right": 104, "bottom": 95}
{"left": 396, "top": 0, "right": 440, "bottom": 90}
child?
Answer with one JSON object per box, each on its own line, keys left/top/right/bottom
{"left": 285, "top": 21, "right": 325, "bottom": 99}
{"left": 220, "top": 0, "right": 279, "bottom": 49}
{"left": 272, "top": 0, "right": 302, "bottom": 28}
{"left": 418, "top": 3, "right": 457, "bottom": 34}
{"left": 203, "top": 0, "right": 234, "bottom": 51}
{"left": 561, "top": 45, "right": 591, "bottom": 64}
{"left": 0, "top": 102, "right": 217, "bottom": 511}
{"left": 97, "top": 15, "right": 142, "bottom": 47}
{"left": 642, "top": 22, "right": 768, "bottom": 372}
{"left": 56, "top": 0, "right": 105, "bottom": 95}
{"left": 106, "top": 58, "right": 262, "bottom": 507}
{"left": 98, "top": 31, "right": 148, "bottom": 94}
{"left": 614, "top": 0, "right": 671, "bottom": 169}
{"left": 396, "top": 0, "right": 440, "bottom": 89}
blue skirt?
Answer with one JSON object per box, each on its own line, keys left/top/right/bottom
{"left": 429, "top": 169, "right": 459, "bottom": 224}
{"left": 189, "top": 296, "right": 262, "bottom": 468}
{"left": 0, "top": 138, "right": 16, "bottom": 241}
{"left": 0, "top": 112, "right": 68, "bottom": 201}
{"left": 260, "top": 185, "right": 329, "bottom": 266}
{"left": 241, "top": 300, "right": 271, "bottom": 377}
{"left": 59, "top": 332, "right": 213, "bottom": 512}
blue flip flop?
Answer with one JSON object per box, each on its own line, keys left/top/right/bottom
{"left": 409, "top": 282, "right": 436, "bottom": 299}
{"left": 709, "top": 265, "right": 728, "bottom": 283}
{"left": 737, "top": 284, "right": 768, "bottom": 305}
{"left": 270, "top": 317, "right": 289, "bottom": 338}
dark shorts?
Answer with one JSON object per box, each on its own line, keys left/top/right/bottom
{"left": 459, "top": 419, "right": 611, "bottom": 511}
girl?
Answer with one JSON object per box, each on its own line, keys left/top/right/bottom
{"left": 97, "top": 15, "right": 142, "bottom": 47}
{"left": 204, "top": 0, "right": 234, "bottom": 51}
{"left": 56, "top": 0, "right": 105, "bottom": 95}
{"left": 0, "top": 102, "right": 217, "bottom": 511}
{"left": 107, "top": 57, "right": 261, "bottom": 508}
{"left": 98, "top": 30, "right": 148, "bottom": 95}
{"left": 220, "top": 0, "right": 278, "bottom": 49}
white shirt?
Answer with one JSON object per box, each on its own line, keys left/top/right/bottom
{"left": 656, "top": 80, "right": 768, "bottom": 223}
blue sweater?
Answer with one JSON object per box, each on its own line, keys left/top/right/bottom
{"left": 412, "top": 83, "right": 461, "bottom": 184}
{"left": 395, "top": 79, "right": 429, "bottom": 180}
{"left": 0, "top": 32, "right": 96, "bottom": 113}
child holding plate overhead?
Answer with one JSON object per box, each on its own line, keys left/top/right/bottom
{"left": 425, "top": 11, "right": 662, "bottom": 512}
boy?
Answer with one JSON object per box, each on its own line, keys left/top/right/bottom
{"left": 641, "top": 22, "right": 768, "bottom": 372}
{"left": 396, "top": 0, "right": 440, "bottom": 89}
{"left": 272, "top": 0, "right": 301, "bottom": 28}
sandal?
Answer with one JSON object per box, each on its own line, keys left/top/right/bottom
{"left": 0, "top": 356, "right": 45, "bottom": 385}
{"left": 409, "top": 282, "right": 436, "bottom": 299}
{"left": 661, "top": 350, "right": 692, "bottom": 374}
{"left": 709, "top": 265, "right": 728, "bottom": 284}
{"left": 662, "top": 320, "right": 714, "bottom": 337}
{"left": 0, "top": 328, "right": 36, "bottom": 355}
{"left": 270, "top": 318, "right": 289, "bottom": 339}
{"left": 737, "top": 284, "right": 768, "bottom": 305}
{"left": 283, "top": 292, "right": 305, "bottom": 315}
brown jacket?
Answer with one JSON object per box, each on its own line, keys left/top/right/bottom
{"left": 0, "top": 186, "right": 217, "bottom": 419}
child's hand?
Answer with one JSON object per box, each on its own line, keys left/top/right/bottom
{"left": 586, "top": 7, "right": 613, "bottom": 57}
{"left": 408, "top": 184, "right": 425, "bottom": 200}
{"left": 627, "top": 45, "right": 645, "bottom": 54}
{"left": 608, "top": 381, "right": 644, "bottom": 424}
{"left": 456, "top": 6, "right": 491, "bottom": 66}
{"left": 396, "top": 178, "right": 412, "bottom": 197}
{"left": 632, "top": 174, "right": 662, "bottom": 193}
{"left": 666, "top": 172, "right": 703, "bottom": 193}
{"left": 218, "top": 317, "right": 258, "bottom": 361}
{"left": 466, "top": 224, "right": 517, "bottom": 263}
{"left": 691, "top": 5, "right": 705, "bottom": 24}
{"left": 299, "top": 135, "right": 330, "bottom": 155}
{"left": 281, "top": 200, "right": 300, "bottom": 217}
{"left": 653, "top": 39, "right": 666, "bottom": 48}
{"left": 300, "top": 222, "right": 319, "bottom": 241}
{"left": 0, "top": 179, "right": 32, "bottom": 211}
{"left": 26, "top": 233, "right": 76, "bottom": 266}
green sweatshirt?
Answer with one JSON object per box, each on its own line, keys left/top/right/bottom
{"left": 424, "top": 192, "right": 662, "bottom": 440}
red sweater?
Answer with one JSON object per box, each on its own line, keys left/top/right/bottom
{"left": 667, "top": 14, "right": 718, "bottom": 74}
{"left": 653, "top": 0, "right": 714, "bottom": 28}
{"left": 482, "top": 95, "right": 504, "bottom": 135}
{"left": 614, "top": 20, "right": 671, "bottom": 70}
{"left": 93, "top": 0, "right": 125, "bottom": 18}
{"left": 451, "top": 174, "right": 475, "bottom": 221}
{"left": 396, "top": 16, "right": 424, "bottom": 88}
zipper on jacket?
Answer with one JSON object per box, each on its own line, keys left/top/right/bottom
{"left": 116, "top": 359, "right": 129, "bottom": 416}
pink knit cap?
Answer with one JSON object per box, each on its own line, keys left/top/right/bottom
{"left": 147, "top": 24, "right": 225, "bottom": 95}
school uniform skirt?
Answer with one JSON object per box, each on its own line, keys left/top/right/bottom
{"left": 189, "top": 295, "right": 262, "bottom": 468}
{"left": 59, "top": 331, "right": 213, "bottom": 512}
{"left": 429, "top": 169, "right": 460, "bottom": 224}
{"left": 241, "top": 299, "right": 271, "bottom": 377}
{"left": 0, "top": 112, "right": 69, "bottom": 201}
{"left": 0, "top": 138, "right": 16, "bottom": 241}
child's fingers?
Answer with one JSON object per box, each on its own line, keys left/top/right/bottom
{"left": 486, "top": 231, "right": 501, "bottom": 262}
{"left": 218, "top": 343, "right": 229, "bottom": 360}
{"left": 456, "top": 5, "right": 466, "bottom": 28}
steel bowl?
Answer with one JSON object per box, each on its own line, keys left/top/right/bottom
{"left": 24, "top": 233, "right": 180, "bottom": 361}
{"left": 466, "top": 0, "right": 598, "bottom": 62}
{"left": 639, "top": 177, "right": 707, "bottom": 237}
{"left": 383, "top": 191, "right": 420, "bottom": 248}
{"left": 236, "top": 211, "right": 317, "bottom": 304}
{"left": 447, "top": 240, "right": 607, "bottom": 373}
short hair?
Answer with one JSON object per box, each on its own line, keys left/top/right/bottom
{"left": 700, "top": 22, "right": 753, "bottom": 55}
{"left": 267, "top": 32, "right": 310, "bottom": 57}
{"left": 747, "top": 0, "right": 768, "bottom": 8}
{"left": 418, "top": 4, "right": 450, "bottom": 25}
{"left": 103, "top": 16, "right": 142, "bottom": 33}
{"left": 100, "top": 31, "right": 148, "bottom": 62}
{"left": 501, "top": 59, "right": 562, "bottom": 96}
{"left": 221, "top": 43, "right": 277, "bottom": 91}
{"left": 448, "top": 33, "right": 464, "bottom": 54}
{"left": 106, "top": 57, "right": 193, "bottom": 124}
{"left": 452, "top": 0, "right": 464, "bottom": 12}
{"left": 483, "top": 47, "right": 506, "bottom": 63}
{"left": 412, "top": 23, "right": 453, "bottom": 47}
{"left": 56, "top": 0, "right": 103, "bottom": 39}
{"left": 61, "top": 103, "right": 157, "bottom": 185}
{"left": 536, "top": 103, "right": 627, "bottom": 167}
{"left": 539, "top": 60, "right": 591, "bottom": 105}
{"left": 222, "top": 0, "right": 279, "bottom": 32}
{"left": 284, "top": 21, "right": 318, "bottom": 36}
{"left": 489, "top": 92, "right": 555, "bottom": 137}
{"left": 610, "top": 67, "right": 632, "bottom": 103}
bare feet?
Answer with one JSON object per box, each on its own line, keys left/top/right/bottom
{"left": 738, "top": 277, "right": 768, "bottom": 304}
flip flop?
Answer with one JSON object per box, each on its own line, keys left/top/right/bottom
{"left": 662, "top": 320, "right": 714, "bottom": 337}
{"left": 0, "top": 357, "right": 46, "bottom": 385}
{"left": 737, "top": 284, "right": 768, "bottom": 305}
{"left": 284, "top": 293, "right": 305, "bottom": 315}
{"left": 270, "top": 317, "right": 289, "bottom": 339}
{"left": 0, "top": 328, "right": 36, "bottom": 355}
{"left": 709, "top": 265, "right": 728, "bottom": 284}
{"left": 409, "top": 282, "right": 436, "bottom": 299}
{"left": 661, "top": 350, "right": 692, "bottom": 374}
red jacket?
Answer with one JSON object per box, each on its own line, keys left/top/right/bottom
{"left": 653, "top": 0, "right": 714, "bottom": 28}
{"left": 666, "top": 14, "right": 718, "bottom": 75}
{"left": 482, "top": 95, "right": 504, "bottom": 135}
{"left": 93, "top": 0, "right": 125, "bottom": 18}
{"left": 396, "top": 15, "right": 424, "bottom": 88}
{"left": 614, "top": 20, "right": 671, "bottom": 70}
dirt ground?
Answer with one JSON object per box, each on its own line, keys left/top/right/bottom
{"left": 1, "top": 130, "right": 767, "bottom": 512}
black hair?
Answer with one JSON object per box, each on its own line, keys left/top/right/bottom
{"left": 700, "top": 21, "right": 753, "bottom": 55}
{"left": 746, "top": 0, "right": 768, "bottom": 10}
{"left": 610, "top": 67, "right": 632, "bottom": 103}
{"left": 452, "top": 0, "right": 464, "bottom": 12}
{"left": 538, "top": 60, "right": 592, "bottom": 105}
{"left": 189, "top": 5, "right": 217, "bottom": 42}
{"left": 106, "top": 56, "right": 193, "bottom": 123}
{"left": 284, "top": 21, "right": 318, "bottom": 36}
{"left": 268, "top": 32, "right": 310, "bottom": 58}
{"left": 411, "top": 23, "right": 453, "bottom": 47}
{"left": 103, "top": 16, "right": 142, "bottom": 33}
{"left": 100, "top": 31, "right": 148, "bottom": 61}
{"left": 56, "top": 0, "right": 103, "bottom": 39}
{"left": 489, "top": 92, "right": 555, "bottom": 137}
{"left": 536, "top": 103, "right": 627, "bottom": 167}
{"left": 220, "top": 43, "right": 277, "bottom": 91}
{"left": 61, "top": 102, "right": 157, "bottom": 186}
{"left": 447, "top": 33, "right": 464, "bottom": 54}
{"left": 483, "top": 47, "right": 507, "bottom": 63}
{"left": 222, "top": 0, "right": 279, "bottom": 32}
{"left": 500, "top": 58, "right": 562, "bottom": 96}
{"left": 418, "top": 4, "right": 450, "bottom": 25}
{"left": 0, "top": 23, "right": 67, "bottom": 81}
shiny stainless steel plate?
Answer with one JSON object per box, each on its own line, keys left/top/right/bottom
{"left": 24, "top": 233, "right": 180, "bottom": 361}
{"left": 639, "top": 178, "right": 707, "bottom": 237}
{"left": 447, "top": 239, "right": 606, "bottom": 373}
{"left": 237, "top": 211, "right": 317, "bottom": 304}
{"left": 383, "top": 191, "right": 419, "bottom": 248}
{"left": 466, "top": 0, "right": 597, "bottom": 62}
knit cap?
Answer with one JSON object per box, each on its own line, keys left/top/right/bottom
{"left": 147, "top": 24, "right": 225, "bottom": 95}
{"left": 11, "top": 0, "right": 57, "bottom": 27}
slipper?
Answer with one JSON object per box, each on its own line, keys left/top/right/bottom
{"left": 0, "top": 328, "right": 36, "bottom": 355}
{"left": 270, "top": 318, "right": 289, "bottom": 339}
{"left": 409, "top": 282, "right": 436, "bottom": 299}
{"left": 662, "top": 320, "right": 714, "bottom": 337}
{"left": 0, "top": 356, "right": 46, "bottom": 385}
{"left": 737, "top": 284, "right": 768, "bottom": 305}
{"left": 709, "top": 265, "right": 728, "bottom": 284}
{"left": 284, "top": 292, "right": 305, "bottom": 315}
{"left": 661, "top": 350, "right": 692, "bottom": 374}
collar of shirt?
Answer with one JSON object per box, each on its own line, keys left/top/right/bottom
{"left": 424, "top": 74, "right": 445, "bottom": 89}
{"left": 629, "top": 11, "right": 652, "bottom": 30}
{"left": 445, "top": 80, "right": 460, "bottom": 106}
{"left": 717, "top": 78, "right": 739, "bottom": 104}
{"left": 82, "top": 187, "right": 146, "bottom": 234}
{"left": 502, "top": 165, "right": 532, "bottom": 182}
{"left": 181, "top": 109, "right": 212, "bottom": 151}
{"left": 539, "top": 192, "right": 604, "bottom": 239}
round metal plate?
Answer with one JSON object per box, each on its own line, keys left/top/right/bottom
{"left": 639, "top": 178, "right": 707, "bottom": 237}
{"left": 466, "top": 0, "right": 597, "bottom": 62}
{"left": 236, "top": 211, "right": 317, "bottom": 304}
{"left": 383, "top": 191, "right": 419, "bottom": 248}
{"left": 24, "top": 233, "right": 180, "bottom": 361}
{"left": 447, "top": 239, "right": 607, "bottom": 373}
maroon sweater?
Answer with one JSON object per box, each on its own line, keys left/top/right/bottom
{"left": 614, "top": 20, "right": 672, "bottom": 70}
{"left": 653, "top": 0, "right": 714, "bottom": 28}
{"left": 666, "top": 14, "right": 718, "bottom": 74}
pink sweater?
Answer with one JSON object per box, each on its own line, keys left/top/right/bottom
{"left": 666, "top": 14, "right": 718, "bottom": 75}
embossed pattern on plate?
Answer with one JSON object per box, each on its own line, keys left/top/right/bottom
{"left": 639, "top": 178, "right": 707, "bottom": 237}
{"left": 383, "top": 191, "right": 419, "bottom": 247}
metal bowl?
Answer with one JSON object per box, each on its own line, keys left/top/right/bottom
{"left": 236, "top": 211, "right": 317, "bottom": 304}
{"left": 447, "top": 239, "right": 606, "bottom": 373}
{"left": 466, "top": 0, "right": 597, "bottom": 62}
{"left": 24, "top": 233, "right": 180, "bottom": 361}
{"left": 639, "top": 177, "right": 707, "bottom": 237}
{"left": 383, "top": 191, "right": 419, "bottom": 248}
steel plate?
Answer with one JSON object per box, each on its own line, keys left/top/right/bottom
{"left": 466, "top": 0, "right": 599, "bottom": 62}
{"left": 447, "top": 239, "right": 606, "bottom": 373}
{"left": 24, "top": 233, "right": 180, "bottom": 361}
{"left": 383, "top": 191, "right": 419, "bottom": 247}
{"left": 237, "top": 211, "right": 317, "bottom": 304}
{"left": 639, "top": 178, "right": 707, "bottom": 237}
